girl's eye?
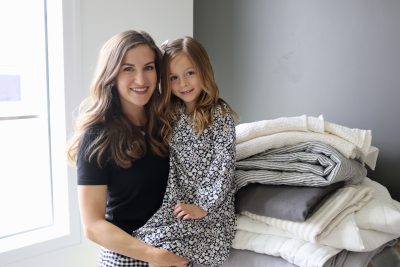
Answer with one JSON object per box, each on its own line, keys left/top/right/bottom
{"left": 187, "top": 71, "right": 195, "bottom": 76}
{"left": 170, "top": 75, "right": 178, "bottom": 81}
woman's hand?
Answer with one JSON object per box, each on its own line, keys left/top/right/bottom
{"left": 150, "top": 247, "right": 189, "bottom": 267}
{"left": 173, "top": 203, "right": 208, "bottom": 220}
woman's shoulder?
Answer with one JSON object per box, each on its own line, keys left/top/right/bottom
{"left": 85, "top": 123, "right": 104, "bottom": 135}
{"left": 80, "top": 123, "right": 105, "bottom": 145}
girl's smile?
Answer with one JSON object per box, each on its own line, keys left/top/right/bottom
{"left": 179, "top": 88, "right": 195, "bottom": 94}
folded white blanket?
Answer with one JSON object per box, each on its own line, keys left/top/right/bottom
{"left": 242, "top": 183, "right": 373, "bottom": 242}
{"left": 236, "top": 178, "right": 400, "bottom": 252}
{"left": 324, "top": 120, "right": 371, "bottom": 155}
{"left": 232, "top": 229, "right": 340, "bottom": 267}
{"left": 235, "top": 115, "right": 378, "bottom": 170}
{"left": 236, "top": 131, "right": 379, "bottom": 170}
{"left": 236, "top": 115, "right": 372, "bottom": 155}
{"left": 236, "top": 115, "right": 325, "bottom": 144}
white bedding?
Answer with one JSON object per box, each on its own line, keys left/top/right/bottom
{"left": 241, "top": 182, "right": 373, "bottom": 242}
{"left": 235, "top": 115, "right": 378, "bottom": 169}
{"left": 235, "top": 178, "right": 400, "bottom": 253}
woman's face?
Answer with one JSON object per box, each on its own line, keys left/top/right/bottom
{"left": 115, "top": 45, "right": 157, "bottom": 113}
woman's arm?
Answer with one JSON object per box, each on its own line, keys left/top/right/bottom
{"left": 78, "top": 185, "right": 188, "bottom": 266}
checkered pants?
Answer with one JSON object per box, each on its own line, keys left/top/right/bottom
{"left": 98, "top": 247, "right": 148, "bottom": 267}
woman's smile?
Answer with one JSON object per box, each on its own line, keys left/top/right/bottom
{"left": 130, "top": 86, "right": 149, "bottom": 94}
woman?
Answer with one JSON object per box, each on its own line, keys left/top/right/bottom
{"left": 67, "top": 30, "right": 188, "bottom": 267}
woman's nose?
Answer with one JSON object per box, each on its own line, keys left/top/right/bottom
{"left": 135, "top": 71, "right": 146, "bottom": 85}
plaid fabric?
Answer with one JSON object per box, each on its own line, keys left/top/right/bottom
{"left": 98, "top": 248, "right": 148, "bottom": 267}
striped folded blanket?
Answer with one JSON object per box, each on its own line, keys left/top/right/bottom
{"left": 236, "top": 131, "right": 379, "bottom": 170}
{"left": 235, "top": 141, "right": 367, "bottom": 189}
{"left": 235, "top": 115, "right": 377, "bottom": 169}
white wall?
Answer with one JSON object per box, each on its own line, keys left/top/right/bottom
{"left": 2, "top": 1, "right": 193, "bottom": 266}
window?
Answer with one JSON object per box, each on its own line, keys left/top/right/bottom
{"left": 0, "top": 0, "right": 80, "bottom": 263}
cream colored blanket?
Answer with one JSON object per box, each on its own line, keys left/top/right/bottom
{"left": 242, "top": 182, "right": 373, "bottom": 242}
{"left": 235, "top": 115, "right": 379, "bottom": 169}
{"left": 235, "top": 178, "right": 400, "bottom": 252}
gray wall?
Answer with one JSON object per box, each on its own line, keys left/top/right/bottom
{"left": 194, "top": 0, "right": 400, "bottom": 200}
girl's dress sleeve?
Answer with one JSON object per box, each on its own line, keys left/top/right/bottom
{"left": 195, "top": 106, "right": 236, "bottom": 213}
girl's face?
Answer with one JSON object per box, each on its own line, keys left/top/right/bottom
{"left": 116, "top": 45, "right": 157, "bottom": 113}
{"left": 168, "top": 53, "right": 202, "bottom": 113}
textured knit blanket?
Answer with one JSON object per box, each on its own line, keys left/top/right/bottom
{"left": 235, "top": 115, "right": 379, "bottom": 169}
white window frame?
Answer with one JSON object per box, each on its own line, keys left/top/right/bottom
{"left": 0, "top": 0, "right": 82, "bottom": 264}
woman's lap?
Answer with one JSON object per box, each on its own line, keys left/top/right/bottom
{"left": 98, "top": 247, "right": 148, "bottom": 267}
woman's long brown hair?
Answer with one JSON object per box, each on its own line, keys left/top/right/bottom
{"left": 67, "top": 30, "right": 167, "bottom": 168}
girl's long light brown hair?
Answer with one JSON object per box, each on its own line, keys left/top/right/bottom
{"left": 158, "top": 36, "right": 236, "bottom": 144}
{"left": 67, "top": 30, "right": 167, "bottom": 168}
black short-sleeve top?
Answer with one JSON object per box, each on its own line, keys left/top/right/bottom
{"left": 77, "top": 126, "right": 169, "bottom": 234}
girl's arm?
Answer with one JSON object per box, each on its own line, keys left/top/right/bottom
{"left": 78, "top": 185, "right": 188, "bottom": 266}
{"left": 194, "top": 107, "right": 237, "bottom": 213}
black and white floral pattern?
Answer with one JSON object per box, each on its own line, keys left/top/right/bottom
{"left": 133, "top": 105, "right": 237, "bottom": 267}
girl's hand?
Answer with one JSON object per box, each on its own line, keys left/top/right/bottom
{"left": 173, "top": 203, "right": 208, "bottom": 220}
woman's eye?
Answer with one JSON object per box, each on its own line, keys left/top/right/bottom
{"left": 145, "top": 65, "right": 155, "bottom": 71}
{"left": 123, "top": 67, "right": 134, "bottom": 72}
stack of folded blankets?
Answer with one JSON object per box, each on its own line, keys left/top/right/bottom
{"left": 229, "top": 115, "right": 400, "bottom": 267}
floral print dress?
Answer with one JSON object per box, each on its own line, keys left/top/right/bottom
{"left": 133, "top": 105, "right": 237, "bottom": 267}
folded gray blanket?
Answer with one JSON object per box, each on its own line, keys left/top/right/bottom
{"left": 235, "top": 181, "right": 344, "bottom": 222}
{"left": 235, "top": 141, "right": 367, "bottom": 188}
{"left": 370, "top": 239, "right": 400, "bottom": 267}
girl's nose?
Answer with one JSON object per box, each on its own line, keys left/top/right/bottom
{"left": 180, "top": 77, "right": 188, "bottom": 87}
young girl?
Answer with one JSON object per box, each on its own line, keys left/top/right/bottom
{"left": 133, "top": 36, "right": 237, "bottom": 267}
